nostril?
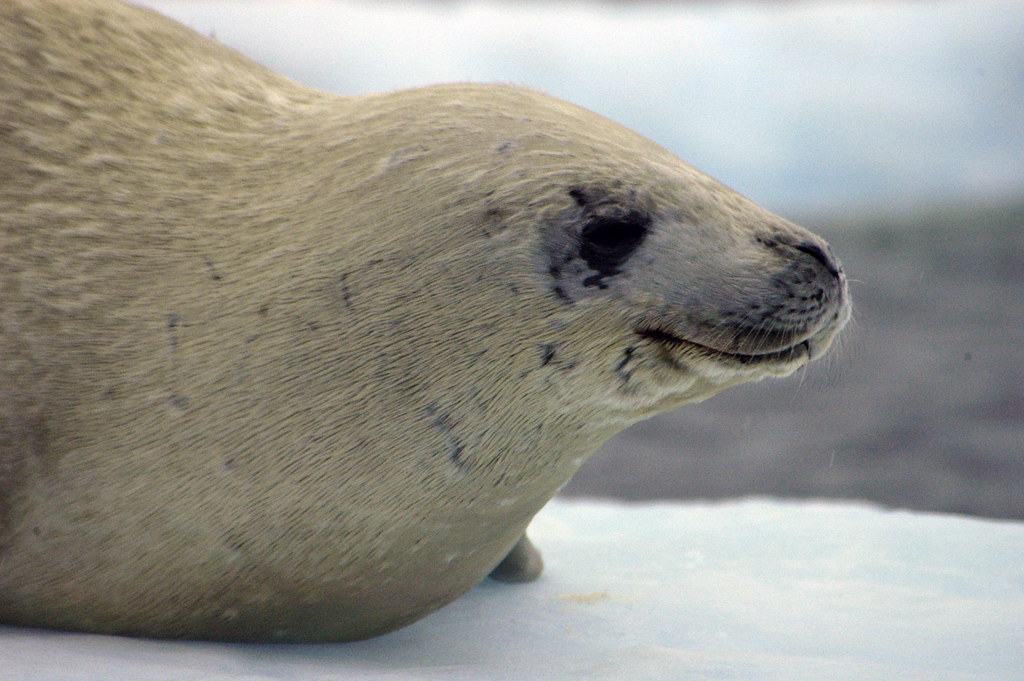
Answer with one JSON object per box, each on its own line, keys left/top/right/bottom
{"left": 793, "top": 241, "right": 840, "bottom": 278}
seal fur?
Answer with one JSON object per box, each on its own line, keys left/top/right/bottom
{"left": 0, "top": 0, "right": 850, "bottom": 641}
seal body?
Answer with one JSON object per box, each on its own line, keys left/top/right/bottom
{"left": 0, "top": 0, "right": 850, "bottom": 641}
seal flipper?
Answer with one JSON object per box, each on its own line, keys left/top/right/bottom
{"left": 489, "top": 533, "right": 544, "bottom": 583}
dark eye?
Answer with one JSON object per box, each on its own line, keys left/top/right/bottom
{"left": 579, "top": 213, "right": 650, "bottom": 269}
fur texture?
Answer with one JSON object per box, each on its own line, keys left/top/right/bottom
{"left": 0, "top": 0, "right": 850, "bottom": 641}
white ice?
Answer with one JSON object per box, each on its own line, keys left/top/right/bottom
{"left": 3, "top": 499, "right": 1022, "bottom": 681}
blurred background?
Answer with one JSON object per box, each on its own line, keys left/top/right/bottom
{"left": 146, "top": 0, "right": 1023, "bottom": 520}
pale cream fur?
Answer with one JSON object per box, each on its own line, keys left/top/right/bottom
{"left": 0, "top": 0, "right": 850, "bottom": 641}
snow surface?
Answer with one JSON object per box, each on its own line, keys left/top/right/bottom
{"left": 3, "top": 499, "right": 1022, "bottom": 681}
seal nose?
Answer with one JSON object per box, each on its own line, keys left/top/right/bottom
{"left": 792, "top": 241, "right": 841, "bottom": 279}
{"left": 757, "top": 232, "right": 843, "bottom": 281}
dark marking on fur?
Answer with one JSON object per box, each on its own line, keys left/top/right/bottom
{"left": 167, "top": 314, "right": 181, "bottom": 349}
{"left": 483, "top": 205, "right": 510, "bottom": 228}
{"left": 614, "top": 346, "right": 636, "bottom": 382}
{"left": 336, "top": 275, "right": 352, "bottom": 308}
{"left": 223, "top": 532, "right": 247, "bottom": 554}
{"left": 547, "top": 258, "right": 578, "bottom": 303}
{"left": 568, "top": 187, "right": 587, "bottom": 207}
{"left": 167, "top": 394, "right": 189, "bottom": 411}
{"left": 476, "top": 195, "right": 510, "bottom": 237}
{"left": 203, "top": 257, "right": 223, "bottom": 281}
{"left": 425, "top": 404, "right": 467, "bottom": 468}
{"left": 540, "top": 344, "right": 557, "bottom": 366}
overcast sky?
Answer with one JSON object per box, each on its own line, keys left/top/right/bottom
{"left": 146, "top": 0, "right": 1024, "bottom": 217}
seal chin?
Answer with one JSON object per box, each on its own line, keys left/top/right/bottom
{"left": 635, "top": 326, "right": 811, "bottom": 369}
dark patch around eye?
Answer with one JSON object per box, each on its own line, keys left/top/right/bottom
{"left": 545, "top": 186, "right": 652, "bottom": 301}
{"left": 579, "top": 212, "right": 650, "bottom": 283}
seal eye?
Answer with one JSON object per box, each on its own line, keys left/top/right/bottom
{"left": 579, "top": 213, "right": 649, "bottom": 269}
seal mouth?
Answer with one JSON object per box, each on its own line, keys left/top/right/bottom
{"left": 635, "top": 326, "right": 809, "bottom": 366}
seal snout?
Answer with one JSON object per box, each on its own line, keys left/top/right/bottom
{"left": 639, "top": 226, "right": 850, "bottom": 367}
{"left": 756, "top": 229, "right": 850, "bottom": 361}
